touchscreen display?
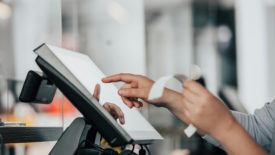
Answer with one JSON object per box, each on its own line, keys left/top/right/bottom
{"left": 45, "top": 45, "right": 163, "bottom": 141}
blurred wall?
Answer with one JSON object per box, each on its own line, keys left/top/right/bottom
{"left": 146, "top": 5, "right": 194, "bottom": 80}
{"left": 236, "top": 0, "right": 275, "bottom": 113}
{"left": 266, "top": 5, "right": 275, "bottom": 106}
{"left": 0, "top": 11, "right": 14, "bottom": 78}
{"left": 63, "top": 0, "right": 146, "bottom": 75}
{"left": 12, "top": 0, "right": 62, "bottom": 80}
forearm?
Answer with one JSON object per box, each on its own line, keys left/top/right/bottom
{"left": 214, "top": 120, "right": 268, "bottom": 155}
{"left": 204, "top": 107, "right": 275, "bottom": 152}
{"left": 161, "top": 89, "right": 267, "bottom": 154}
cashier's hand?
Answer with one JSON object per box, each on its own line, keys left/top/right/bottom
{"left": 102, "top": 74, "right": 153, "bottom": 108}
{"left": 102, "top": 75, "right": 267, "bottom": 155}
{"left": 102, "top": 73, "right": 235, "bottom": 136}
{"left": 181, "top": 81, "right": 268, "bottom": 155}
{"left": 180, "top": 80, "right": 236, "bottom": 137}
{"left": 93, "top": 84, "right": 125, "bottom": 124}
{"left": 102, "top": 73, "right": 168, "bottom": 108}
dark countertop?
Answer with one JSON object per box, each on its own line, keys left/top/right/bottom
{"left": 0, "top": 127, "right": 63, "bottom": 143}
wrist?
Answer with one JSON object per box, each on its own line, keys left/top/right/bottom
{"left": 212, "top": 117, "right": 239, "bottom": 143}
{"left": 161, "top": 88, "right": 171, "bottom": 104}
{"left": 161, "top": 88, "right": 181, "bottom": 107}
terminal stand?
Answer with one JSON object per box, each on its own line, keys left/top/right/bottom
{"left": 20, "top": 65, "right": 148, "bottom": 154}
{"left": 49, "top": 117, "right": 138, "bottom": 155}
{"left": 49, "top": 117, "right": 97, "bottom": 155}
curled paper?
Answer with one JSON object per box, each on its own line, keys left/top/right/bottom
{"left": 148, "top": 74, "right": 188, "bottom": 101}
{"left": 148, "top": 65, "right": 202, "bottom": 138}
{"left": 184, "top": 124, "right": 197, "bottom": 138}
{"left": 148, "top": 75, "right": 174, "bottom": 101}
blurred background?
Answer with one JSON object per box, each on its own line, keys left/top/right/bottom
{"left": 0, "top": 0, "right": 275, "bottom": 154}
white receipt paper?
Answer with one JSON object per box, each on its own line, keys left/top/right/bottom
{"left": 148, "top": 65, "right": 202, "bottom": 138}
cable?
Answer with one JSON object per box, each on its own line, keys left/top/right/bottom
{"left": 77, "top": 139, "right": 104, "bottom": 152}
{"left": 144, "top": 145, "right": 151, "bottom": 155}
{"left": 139, "top": 145, "right": 146, "bottom": 155}
{"left": 125, "top": 144, "right": 135, "bottom": 155}
{"left": 78, "top": 139, "right": 119, "bottom": 155}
